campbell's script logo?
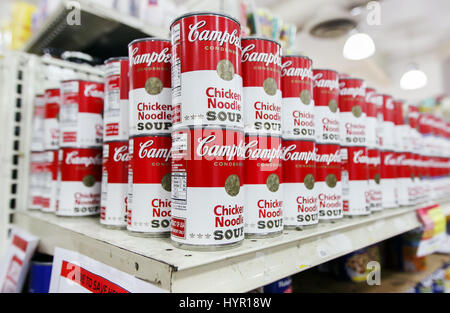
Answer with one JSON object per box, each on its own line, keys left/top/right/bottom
{"left": 187, "top": 21, "right": 240, "bottom": 47}
{"left": 241, "top": 44, "right": 281, "bottom": 67}
{"left": 384, "top": 153, "right": 398, "bottom": 166}
{"left": 313, "top": 73, "right": 339, "bottom": 91}
{"left": 138, "top": 140, "right": 171, "bottom": 162}
{"left": 244, "top": 140, "right": 283, "bottom": 162}
{"left": 339, "top": 81, "right": 366, "bottom": 98}
{"left": 65, "top": 151, "right": 102, "bottom": 167}
{"left": 353, "top": 149, "right": 368, "bottom": 164}
{"left": 281, "top": 60, "right": 313, "bottom": 79}
{"left": 315, "top": 148, "right": 341, "bottom": 165}
{"left": 282, "top": 144, "right": 315, "bottom": 163}
{"left": 113, "top": 145, "right": 129, "bottom": 162}
{"left": 130, "top": 47, "right": 171, "bottom": 67}
{"left": 196, "top": 135, "right": 245, "bottom": 161}
{"left": 84, "top": 85, "right": 104, "bottom": 98}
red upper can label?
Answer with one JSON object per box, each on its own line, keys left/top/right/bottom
{"left": 282, "top": 139, "right": 316, "bottom": 184}
{"left": 341, "top": 147, "right": 368, "bottom": 181}
{"left": 172, "top": 128, "right": 244, "bottom": 188}
{"left": 281, "top": 56, "right": 314, "bottom": 140}
{"left": 315, "top": 143, "right": 341, "bottom": 183}
{"left": 60, "top": 147, "right": 102, "bottom": 182}
{"left": 44, "top": 88, "right": 61, "bottom": 150}
{"left": 61, "top": 81, "right": 104, "bottom": 114}
{"left": 129, "top": 39, "right": 172, "bottom": 136}
{"left": 103, "top": 141, "right": 129, "bottom": 184}
{"left": 129, "top": 135, "right": 172, "bottom": 185}
{"left": 380, "top": 151, "right": 398, "bottom": 179}
{"left": 313, "top": 70, "right": 340, "bottom": 144}
{"left": 244, "top": 135, "right": 283, "bottom": 185}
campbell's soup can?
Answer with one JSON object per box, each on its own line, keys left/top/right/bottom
{"left": 60, "top": 80, "right": 104, "bottom": 147}
{"left": 380, "top": 150, "right": 398, "bottom": 209}
{"left": 281, "top": 55, "right": 314, "bottom": 140}
{"left": 171, "top": 127, "right": 245, "bottom": 250}
{"left": 367, "top": 148, "right": 382, "bottom": 212}
{"left": 31, "top": 95, "right": 45, "bottom": 152}
{"left": 128, "top": 38, "right": 172, "bottom": 135}
{"left": 244, "top": 134, "right": 283, "bottom": 237}
{"left": 127, "top": 135, "right": 171, "bottom": 236}
{"left": 56, "top": 147, "right": 102, "bottom": 216}
{"left": 41, "top": 150, "right": 58, "bottom": 213}
{"left": 241, "top": 37, "right": 282, "bottom": 135}
{"left": 44, "top": 88, "right": 61, "bottom": 150}
{"left": 316, "top": 143, "right": 343, "bottom": 221}
{"left": 100, "top": 141, "right": 129, "bottom": 229}
{"left": 339, "top": 78, "right": 366, "bottom": 147}
{"left": 408, "top": 104, "right": 421, "bottom": 204}
{"left": 282, "top": 139, "right": 318, "bottom": 228}
{"left": 341, "top": 146, "right": 370, "bottom": 216}
{"left": 170, "top": 13, "right": 243, "bottom": 129}
{"left": 104, "top": 57, "right": 130, "bottom": 142}
{"left": 313, "top": 69, "right": 340, "bottom": 144}
{"left": 393, "top": 99, "right": 411, "bottom": 206}
{"left": 28, "top": 152, "right": 45, "bottom": 210}
{"left": 381, "top": 94, "right": 395, "bottom": 151}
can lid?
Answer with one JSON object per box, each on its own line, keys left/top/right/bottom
{"left": 128, "top": 37, "right": 170, "bottom": 47}
{"left": 170, "top": 11, "right": 240, "bottom": 29}
{"left": 104, "top": 56, "right": 128, "bottom": 64}
{"left": 312, "top": 68, "right": 338, "bottom": 74}
{"left": 282, "top": 54, "right": 312, "bottom": 62}
{"left": 242, "top": 36, "right": 281, "bottom": 46}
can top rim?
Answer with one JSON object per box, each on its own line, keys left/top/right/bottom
{"left": 170, "top": 11, "right": 240, "bottom": 29}
{"left": 282, "top": 54, "right": 312, "bottom": 61}
{"left": 104, "top": 56, "right": 128, "bottom": 64}
{"left": 366, "top": 86, "right": 376, "bottom": 91}
{"left": 312, "top": 68, "right": 338, "bottom": 74}
{"left": 379, "top": 93, "right": 392, "bottom": 97}
{"left": 242, "top": 36, "right": 281, "bottom": 46}
{"left": 128, "top": 37, "right": 170, "bottom": 47}
{"left": 60, "top": 79, "right": 103, "bottom": 84}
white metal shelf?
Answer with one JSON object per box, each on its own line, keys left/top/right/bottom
{"left": 12, "top": 199, "right": 450, "bottom": 292}
{"left": 23, "top": 0, "right": 168, "bottom": 60}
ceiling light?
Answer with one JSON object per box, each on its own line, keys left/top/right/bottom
{"left": 343, "top": 32, "right": 376, "bottom": 60}
{"left": 400, "top": 64, "right": 428, "bottom": 90}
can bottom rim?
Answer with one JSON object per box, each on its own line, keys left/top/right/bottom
{"left": 171, "top": 240, "right": 243, "bottom": 252}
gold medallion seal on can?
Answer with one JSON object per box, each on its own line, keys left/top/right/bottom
{"left": 304, "top": 173, "right": 315, "bottom": 190}
{"left": 263, "top": 77, "right": 277, "bottom": 96}
{"left": 145, "top": 77, "right": 164, "bottom": 95}
{"left": 217, "top": 59, "right": 235, "bottom": 81}
{"left": 374, "top": 173, "right": 381, "bottom": 184}
{"left": 352, "top": 105, "right": 362, "bottom": 118}
{"left": 82, "top": 174, "right": 95, "bottom": 187}
{"left": 300, "top": 89, "right": 311, "bottom": 105}
{"left": 266, "top": 173, "right": 280, "bottom": 192}
{"left": 326, "top": 174, "right": 337, "bottom": 188}
{"left": 328, "top": 99, "right": 338, "bottom": 113}
{"left": 225, "top": 174, "right": 240, "bottom": 196}
{"left": 161, "top": 173, "right": 171, "bottom": 192}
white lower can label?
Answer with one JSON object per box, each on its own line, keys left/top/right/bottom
{"left": 41, "top": 150, "right": 58, "bottom": 213}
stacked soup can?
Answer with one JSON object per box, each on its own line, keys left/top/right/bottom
{"left": 241, "top": 37, "right": 283, "bottom": 238}
{"left": 100, "top": 57, "right": 130, "bottom": 229}
{"left": 56, "top": 76, "right": 104, "bottom": 216}
{"left": 29, "top": 94, "right": 46, "bottom": 210}
{"left": 42, "top": 82, "right": 61, "bottom": 213}
{"left": 281, "top": 55, "right": 317, "bottom": 229}
{"left": 170, "top": 12, "right": 245, "bottom": 249}
{"left": 126, "top": 38, "right": 172, "bottom": 237}
{"left": 312, "top": 69, "right": 343, "bottom": 222}
{"left": 339, "top": 77, "right": 370, "bottom": 217}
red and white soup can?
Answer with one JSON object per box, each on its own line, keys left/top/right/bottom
{"left": 31, "top": 95, "right": 45, "bottom": 152}
{"left": 56, "top": 147, "right": 102, "bottom": 216}
{"left": 380, "top": 150, "right": 398, "bottom": 209}
{"left": 244, "top": 134, "right": 283, "bottom": 237}
{"left": 60, "top": 80, "right": 104, "bottom": 147}
{"left": 28, "top": 152, "right": 45, "bottom": 210}
{"left": 339, "top": 78, "right": 366, "bottom": 147}
{"left": 380, "top": 94, "right": 395, "bottom": 151}
{"left": 100, "top": 141, "right": 129, "bottom": 229}
{"left": 127, "top": 135, "right": 172, "bottom": 236}
{"left": 128, "top": 38, "right": 172, "bottom": 135}
{"left": 171, "top": 127, "right": 245, "bottom": 250}
{"left": 282, "top": 139, "right": 318, "bottom": 228}
{"left": 341, "top": 146, "right": 370, "bottom": 216}
{"left": 366, "top": 148, "right": 382, "bottom": 212}
{"left": 316, "top": 143, "right": 343, "bottom": 221}
{"left": 41, "top": 149, "right": 58, "bottom": 213}
{"left": 241, "top": 37, "right": 282, "bottom": 135}
{"left": 170, "top": 13, "right": 243, "bottom": 129}
{"left": 104, "top": 57, "right": 130, "bottom": 142}
{"left": 44, "top": 88, "right": 61, "bottom": 150}
{"left": 281, "top": 55, "right": 314, "bottom": 140}
{"left": 313, "top": 69, "right": 340, "bottom": 144}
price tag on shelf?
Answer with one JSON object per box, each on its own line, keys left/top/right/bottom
{"left": 49, "top": 247, "right": 167, "bottom": 293}
{"left": 416, "top": 204, "right": 446, "bottom": 257}
{"left": 0, "top": 227, "right": 39, "bottom": 293}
